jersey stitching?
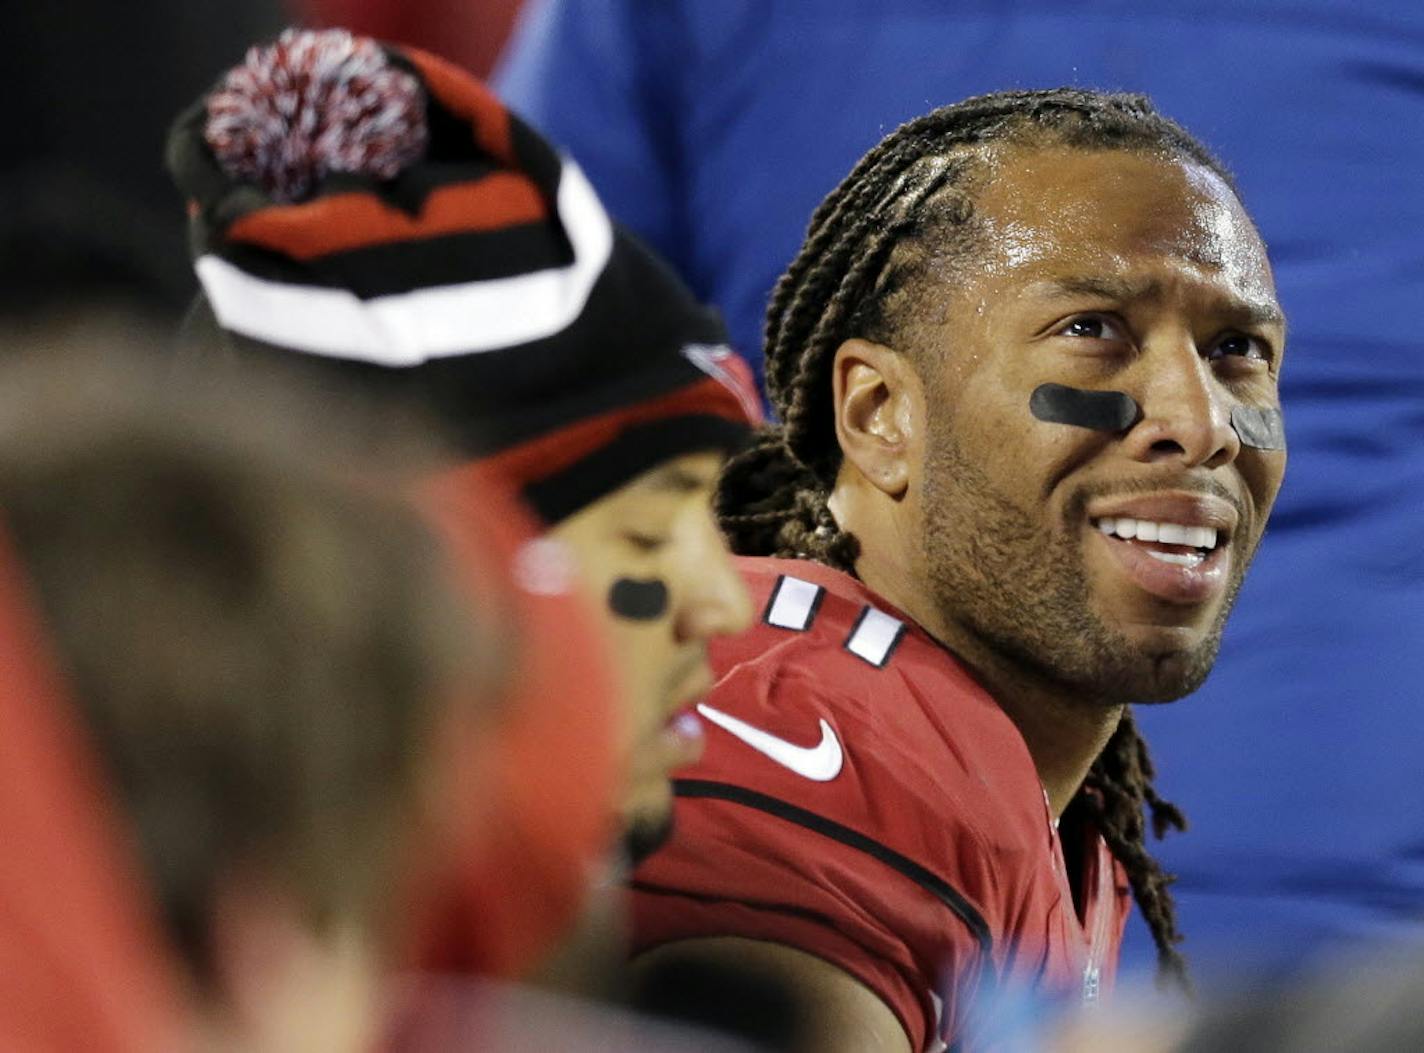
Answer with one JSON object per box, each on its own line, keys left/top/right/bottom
{"left": 673, "top": 778, "right": 996, "bottom": 986}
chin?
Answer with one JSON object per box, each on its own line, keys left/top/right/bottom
{"left": 1113, "top": 637, "right": 1222, "bottom": 704}
{"left": 1015, "top": 613, "right": 1222, "bottom": 706}
{"left": 1117, "top": 618, "right": 1211, "bottom": 654}
{"left": 621, "top": 771, "right": 678, "bottom": 863}
{"left": 624, "top": 807, "right": 675, "bottom": 865}
{"left": 1097, "top": 605, "right": 1230, "bottom": 701}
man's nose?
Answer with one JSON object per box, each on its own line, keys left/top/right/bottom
{"left": 1119, "top": 341, "right": 1240, "bottom": 470}
{"left": 676, "top": 518, "right": 753, "bottom": 642}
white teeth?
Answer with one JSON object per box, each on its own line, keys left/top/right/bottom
{"left": 1093, "top": 518, "right": 1220, "bottom": 550}
{"left": 1188, "top": 526, "right": 1218, "bottom": 549}
{"left": 1157, "top": 523, "right": 1189, "bottom": 545}
{"left": 1147, "top": 550, "right": 1205, "bottom": 567}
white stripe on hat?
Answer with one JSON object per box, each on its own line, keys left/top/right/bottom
{"left": 194, "top": 158, "right": 613, "bottom": 365}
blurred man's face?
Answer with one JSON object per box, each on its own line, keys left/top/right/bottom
{"left": 552, "top": 451, "right": 752, "bottom": 859}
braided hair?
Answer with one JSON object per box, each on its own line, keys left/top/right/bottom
{"left": 718, "top": 88, "right": 1233, "bottom": 989}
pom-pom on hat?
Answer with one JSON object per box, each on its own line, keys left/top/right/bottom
{"left": 204, "top": 29, "right": 429, "bottom": 204}
{"left": 167, "top": 28, "right": 760, "bottom": 523}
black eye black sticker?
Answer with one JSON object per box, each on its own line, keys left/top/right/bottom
{"left": 1030, "top": 383, "right": 1140, "bottom": 432}
{"left": 1230, "top": 406, "right": 1286, "bottom": 451}
{"left": 1031, "top": 383, "right": 1286, "bottom": 452}
{"left": 608, "top": 577, "right": 670, "bottom": 621}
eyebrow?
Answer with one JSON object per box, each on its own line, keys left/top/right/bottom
{"left": 642, "top": 465, "right": 715, "bottom": 494}
{"left": 1034, "top": 276, "right": 1286, "bottom": 330}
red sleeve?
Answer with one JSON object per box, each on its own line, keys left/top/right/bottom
{"left": 630, "top": 666, "right": 999, "bottom": 1051}
{"left": 634, "top": 797, "right": 992, "bottom": 1051}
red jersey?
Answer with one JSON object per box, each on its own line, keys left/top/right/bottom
{"left": 631, "top": 557, "right": 1131, "bottom": 1051}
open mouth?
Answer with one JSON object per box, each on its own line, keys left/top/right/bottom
{"left": 1091, "top": 516, "right": 1220, "bottom": 568}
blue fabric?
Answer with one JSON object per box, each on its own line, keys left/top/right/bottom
{"left": 499, "top": 0, "right": 1424, "bottom": 984}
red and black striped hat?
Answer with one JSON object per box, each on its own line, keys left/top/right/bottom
{"left": 166, "top": 29, "right": 760, "bottom": 522}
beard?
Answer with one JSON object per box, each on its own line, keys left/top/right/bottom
{"left": 920, "top": 425, "right": 1247, "bottom": 706}
{"left": 623, "top": 806, "right": 676, "bottom": 866}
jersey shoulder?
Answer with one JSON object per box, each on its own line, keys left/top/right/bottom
{"left": 716, "top": 555, "right": 944, "bottom": 680}
{"left": 697, "top": 556, "right": 1050, "bottom": 868}
{"left": 641, "top": 558, "right": 1078, "bottom": 1049}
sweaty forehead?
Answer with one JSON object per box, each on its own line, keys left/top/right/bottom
{"left": 968, "top": 145, "right": 1274, "bottom": 299}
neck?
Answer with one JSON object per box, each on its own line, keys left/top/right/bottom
{"left": 854, "top": 547, "right": 1121, "bottom": 818}
{"left": 832, "top": 479, "right": 1119, "bottom": 818}
{"left": 990, "top": 684, "right": 1123, "bottom": 818}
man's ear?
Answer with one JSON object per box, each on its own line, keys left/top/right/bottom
{"left": 831, "top": 338, "right": 919, "bottom": 499}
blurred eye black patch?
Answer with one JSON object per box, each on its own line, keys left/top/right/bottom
{"left": 1030, "top": 384, "right": 1140, "bottom": 432}
{"left": 609, "top": 578, "right": 670, "bottom": 621}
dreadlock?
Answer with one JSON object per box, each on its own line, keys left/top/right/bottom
{"left": 718, "top": 88, "right": 1232, "bottom": 990}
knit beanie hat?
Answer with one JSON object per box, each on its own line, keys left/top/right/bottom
{"left": 166, "top": 28, "right": 761, "bottom": 522}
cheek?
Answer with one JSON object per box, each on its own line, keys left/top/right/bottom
{"left": 1237, "top": 448, "right": 1287, "bottom": 525}
{"left": 952, "top": 375, "right": 1099, "bottom": 480}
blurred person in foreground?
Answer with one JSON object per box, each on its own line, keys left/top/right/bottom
{"left": 498, "top": 0, "right": 1424, "bottom": 985}
{"left": 622, "top": 89, "right": 1287, "bottom": 1052}
{"left": 165, "top": 27, "right": 759, "bottom": 988}
{"left": 0, "top": 353, "right": 506, "bottom": 1052}
{"left": 1042, "top": 943, "right": 1424, "bottom": 1053}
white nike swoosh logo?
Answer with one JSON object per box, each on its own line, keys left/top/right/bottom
{"left": 695, "top": 703, "right": 843, "bottom": 782}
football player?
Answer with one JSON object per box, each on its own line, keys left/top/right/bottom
{"left": 630, "top": 88, "right": 1287, "bottom": 1052}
